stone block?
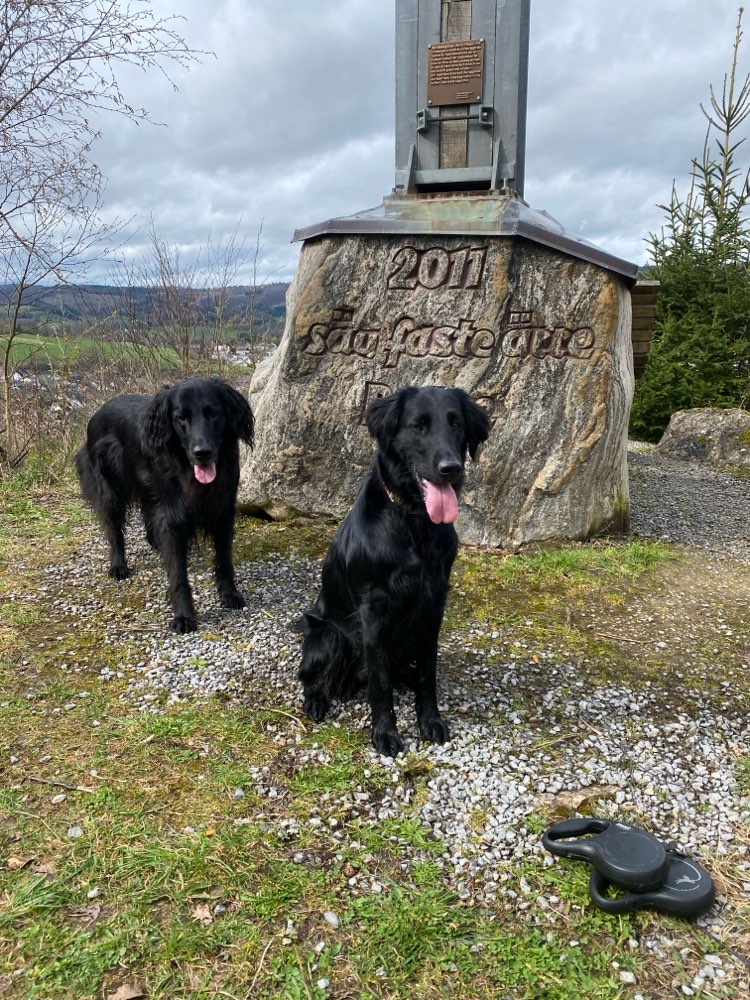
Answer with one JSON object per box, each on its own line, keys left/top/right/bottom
{"left": 240, "top": 234, "right": 634, "bottom": 549}
{"left": 656, "top": 408, "right": 750, "bottom": 468}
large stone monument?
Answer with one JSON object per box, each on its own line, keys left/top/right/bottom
{"left": 240, "top": 0, "right": 638, "bottom": 550}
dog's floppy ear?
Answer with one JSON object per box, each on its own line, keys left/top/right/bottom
{"left": 365, "top": 387, "right": 416, "bottom": 447}
{"left": 217, "top": 381, "right": 255, "bottom": 447}
{"left": 141, "top": 387, "right": 174, "bottom": 456}
{"left": 458, "top": 390, "right": 491, "bottom": 460}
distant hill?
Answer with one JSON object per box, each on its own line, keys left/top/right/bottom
{"left": 0, "top": 282, "right": 290, "bottom": 327}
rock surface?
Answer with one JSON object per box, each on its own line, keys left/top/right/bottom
{"left": 656, "top": 407, "right": 750, "bottom": 468}
{"left": 240, "top": 234, "right": 634, "bottom": 549}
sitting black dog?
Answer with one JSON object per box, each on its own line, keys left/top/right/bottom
{"left": 299, "top": 385, "right": 490, "bottom": 755}
{"left": 76, "top": 377, "right": 254, "bottom": 633}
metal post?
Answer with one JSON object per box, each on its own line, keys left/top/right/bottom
{"left": 395, "top": 0, "right": 530, "bottom": 195}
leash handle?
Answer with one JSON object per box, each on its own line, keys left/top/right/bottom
{"left": 542, "top": 817, "right": 670, "bottom": 891}
{"left": 589, "top": 851, "right": 716, "bottom": 918}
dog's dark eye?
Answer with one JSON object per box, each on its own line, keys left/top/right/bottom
{"left": 414, "top": 419, "right": 429, "bottom": 434}
{"left": 175, "top": 411, "right": 189, "bottom": 424}
{"left": 450, "top": 417, "right": 463, "bottom": 433}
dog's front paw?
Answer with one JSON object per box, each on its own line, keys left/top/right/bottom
{"left": 372, "top": 724, "right": 405, "bottom": 758}
{"left": 418, "top": 714, "right": 450, "bottom": 745}
{"left": 109, "top": 564, "right": 130, "bottom": 580}
{"left": 303, "top": 690, "right": 330, "bottom": 722}
{"left": 172, "top": 614, "right": 197, "bottom": 634}
{"left": 220, "top": 590, "right": 246, "bottom": 610}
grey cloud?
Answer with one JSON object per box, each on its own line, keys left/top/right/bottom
{"left": 84, "top": 0, "right": 748, "bottom": 281}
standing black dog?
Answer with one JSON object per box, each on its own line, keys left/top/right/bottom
{"left": 76, "top": 377, "right": 254, "bottom": 633}
{"left": 299, "top": 385, "right": 490, "bottom": 756}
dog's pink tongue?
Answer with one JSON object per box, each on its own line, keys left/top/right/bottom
{"left": 422, "top": 479, "right": 459, "bottom": 524}
{"left": 194, "top": 463, "right": 217, "bottom": 485}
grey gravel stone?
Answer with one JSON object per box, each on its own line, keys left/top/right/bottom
{"left": 628, "top": 442, "right": 750, "bottom": 562}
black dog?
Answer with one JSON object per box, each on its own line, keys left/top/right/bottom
{"left": 299, "top": 385, "right": 490, "bottom": 756}
{"left": 76, "top": 377, "right": 254, "bottom": 633}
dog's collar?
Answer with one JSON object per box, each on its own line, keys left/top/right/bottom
{"left": 382, "top": 479, "right": 424, "bottom": 514}
{"left": 384, "top": 484, "right": 411, "bottom": 508}
{"left": 377, "top": 461, "right": 424, "bottom": 514}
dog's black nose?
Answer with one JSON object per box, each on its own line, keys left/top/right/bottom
{"left": 193, "top": 447, "right": 213, "bottom": 462}
{"left": 438, "top": 458, "right": 462, "bottom": 480}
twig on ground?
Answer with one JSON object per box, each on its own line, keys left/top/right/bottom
{"left": 26, "top": 775, "right": 94, "bottom": 793}
{"left": 595, "top": 631, "right": 644, "bottom": 644}
{"left": 257, "top": 705, "right": 308, "bottom": 730}
{"left": 247, "top": 935, "right": 277, "bottom": 997}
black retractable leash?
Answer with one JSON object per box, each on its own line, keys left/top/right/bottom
{"left": 542, "top": 818, "right": 715, "bottom": 918}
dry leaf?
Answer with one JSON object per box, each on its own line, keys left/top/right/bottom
{"left": 7, "top": 856, "right": 34, "bottom": 871}
{"left": 546, "top": 784, "right": 620, "bottom": 818}
{"left": 190, "top": 903, "right": 213, "bottom": 925}
{"left": 32, "top": 861, "right": 56, "bottom": 877}
{"left": 105, "top": 986, "right": 148, "bottom": 1000}
{"left": 186, "top": 969, "right": 203, "bottom": 990}
{"left": 69, "top": 903, "right": 102, "bottom": 926}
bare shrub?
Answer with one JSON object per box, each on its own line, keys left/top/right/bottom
{"left": 1, "top": 0, "right": 202, "bottom": 471}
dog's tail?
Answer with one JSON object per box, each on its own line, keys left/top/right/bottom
{"left": 75, "top": 445, "right": 97, "bottom": 506}
{"left": 298, "top": 611, "right": 363, "bottom": 700}
{"left": 75, "top": 436, "right": 128, "bottom": 521}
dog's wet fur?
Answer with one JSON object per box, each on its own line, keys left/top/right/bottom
{"left": 299, "top": 385, "right": 490, "bottom": 756}
{"left": 76, "top": 377, "right": 254, "bottom": 633}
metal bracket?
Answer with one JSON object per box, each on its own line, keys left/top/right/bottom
{"left": 403, "top": 143, "right": 417, "bottom": 194}
{"left": 416, "top": 105, "right": 494, "bottom": 132}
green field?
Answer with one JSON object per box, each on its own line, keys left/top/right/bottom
{"left": 2, "top": 333, "right": 181, "bottom": 370}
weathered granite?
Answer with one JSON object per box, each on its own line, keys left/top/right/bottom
{"left": 240, "top": 234, "right": 634, "bottom": 550}
{"left": 656, "top": 408, "right": 750, "bottom": 468}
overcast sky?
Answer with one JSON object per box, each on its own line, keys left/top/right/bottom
{"left": 88, "top": 0, "right": 746, "bottom": 285}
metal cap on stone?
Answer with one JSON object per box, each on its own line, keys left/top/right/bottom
{"left": 293, "top": 194, "right": 638, "bottom": 281}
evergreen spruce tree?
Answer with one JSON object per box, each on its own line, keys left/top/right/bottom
{"left": 630, "top": 7, "right": 750, "bottom": 441}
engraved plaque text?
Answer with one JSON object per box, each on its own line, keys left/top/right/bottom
{"left": 427, "top": 38, "right": 485, "bottom": 106}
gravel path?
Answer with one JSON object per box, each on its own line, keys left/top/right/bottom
{"left": 42, "top": 445, "right": 750, "bottom": 996}
{"left": 628, "top": 443, "right": 750, "bottom": 562}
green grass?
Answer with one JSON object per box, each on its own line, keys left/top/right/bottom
{"left": 341, "top": 872, "right": 629, "bottom": 999}
{"left": 452, "top": 537, "right": 671, "bottom": 606}
{"left": 736, "top": 758, "right": 750, "bottom": 794}
{"left": 444, "top": 538, "right": 676, "bottom": 686}
{"left": 2, "top": 332, "right": 181, "bottom": 369}
{"left": 1, "top": 470, "right": 747, "bottom": 998}
{"left": 3, "top": 330, "right": 258, "bottom": 374}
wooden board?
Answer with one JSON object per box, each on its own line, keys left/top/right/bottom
{"left": 440, "top": 1, "right": 472, "bottom": 170}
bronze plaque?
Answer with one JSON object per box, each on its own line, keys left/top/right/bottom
{"left": 427, "top": 38, "right": 485, "bottom": 106}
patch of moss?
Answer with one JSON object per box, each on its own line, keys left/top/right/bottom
{"left": 233, "top": 514, "right": 336, "bottom": 562}
{"left": 446, "top": 540, "right": 670, "bottom": 639}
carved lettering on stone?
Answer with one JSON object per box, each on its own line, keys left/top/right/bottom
{"left": 387, "top": 245, "right": 487, "bottom": 290}
{"left": 359, "top": 380, "right": 502, "bottom": 427}
{"left": 300, "top": 306, "right": 597, "bottom": 368}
